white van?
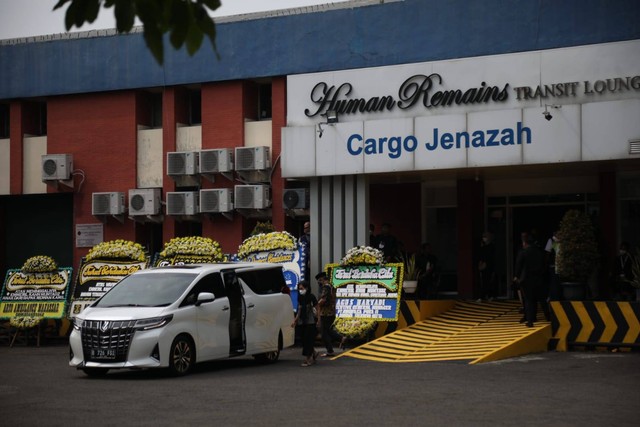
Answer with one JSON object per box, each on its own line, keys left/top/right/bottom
{"left": 69, "top": 263, "right": 295, "bottom": 376}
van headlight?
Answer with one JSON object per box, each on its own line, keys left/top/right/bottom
{"left": 73, "top": 318, "right": 84, "bottom": 331}
{"left": 134, "top": 315, "right": 173, "bottom": 331}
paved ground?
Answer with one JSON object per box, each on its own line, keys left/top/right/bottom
{"left": 0, "top": 343, "right": 638, "bottom": 426}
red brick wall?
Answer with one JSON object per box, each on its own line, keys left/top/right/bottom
{"left": 47, "top": 92, "right": 138, "bottom": 267}
{"left": 271, "top": 77, "right": 286, "bottom": 232}
{"left": 201, "top": 81, "right": 246, "bottom": 253}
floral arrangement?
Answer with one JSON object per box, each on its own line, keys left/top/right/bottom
{"left": 85, "top": 239, "right": 147, "bottom": 262}
{"left": 340, "top": 246, "right": 384, "bottom": 266}
{"left": 250, "top": 221, "right": 276, "bottom": 236}
{"left": 10, "top": 316, "right": 42, "bottom": 330}
{"left": 625, "top": 248, "right": 640, "bottom": 290}
{"left": 160, "top": 236, "right": 226, "bottom": 261}
{"left": 556, "top": 210, "right": 599, "bottom": 282}
{"left": 237, "top": 231, "right": 298, "bottom": 259}
{"left": 21, "top": 255, "right": 58, "bottom": 273}
{"left": 400, "top": 253, "right": 421, "bottom": 281}
{"left": 334, "top": 318, "right": 378, "bottom": 339}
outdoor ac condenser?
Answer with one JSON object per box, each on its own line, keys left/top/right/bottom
{"left": 92, "top": 192, "right": 126, "bottom": 216}
{"left": 166, "top": 191, "right": 199, "bottom": 215}
{"left": 167, "top": 151, "right": 199, "bottom": 176}
{"left": 282, "top": 188, "right": 309, "bottom": 209}
{"left": 41, "top": 154, "right": 73, "bottom": 181}
{"left": 129, "top": 188, "right": 161, "bottom": 216}
{"left": 200, "top": 188, "right": 233, "bottom": 213}
{"left": 199, "top": 148, "right": 233, "bottom": 174}
{"left": 234, "top": 185, "right": 271, "bottom": 209}
{"left": 234, "top": 146, "right": 271, "bottom": 171}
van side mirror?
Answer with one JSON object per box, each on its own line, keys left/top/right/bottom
{"left": 195, "top": 292, "right": 215, "bottom": 306}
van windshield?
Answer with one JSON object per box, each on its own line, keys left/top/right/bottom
{"left": 95, "top": 272, "right": 198, "bottom": 308}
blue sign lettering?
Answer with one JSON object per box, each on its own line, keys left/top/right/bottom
{"left": 348, "top": 122, "right": 531, "bottom": 158}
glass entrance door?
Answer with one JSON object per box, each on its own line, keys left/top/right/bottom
{"left": 487, "top": 194, "right": 597, "bottom": 298}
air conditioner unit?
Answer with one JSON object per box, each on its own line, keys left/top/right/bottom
{"left": 283, "top": 188, "right": 309, "bottom": 209}
{"left": 129, "top": 188, "right": 161, "bottom": 216}
{"left": 234, "top": 185, "right": 271, "bottom": 209}
{"left": 199, "top": 148, "right": 233, "bottom": 174}
{"left": 200, "top": 189, "right": 233, "bottom": 213}
{"left": 167, "top": 151, "right": 199, "bottom": 176}
{"left": 42, "top": 154, "right": 73, "bottom": 181}
{"left": 166, "top": 191, "right": 199, "bottom": 215}
{"left": 235, "top": 146, "right": 271, "bottom": 171}
{"left": 92, "top": 192, "right": 125, "bottom": 216}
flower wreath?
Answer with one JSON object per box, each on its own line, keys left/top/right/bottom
{"left": 237, "top": 231, "right": 298, "bottom": 259}
{"left": 340, "top": 246, "right": 384, "bottom": 266}
{"left": 10, "top": 316, "right": 43, "bottom": 330}
{"left": 21, "top": 255, "right": 58, "bottom": 273}
{"left": 86, "top": 239, "right": 147, "bottom": 262}
{"left": 333, "top": 318, "right": 378, "bottom": 339}
{"left": 160, "top": 236, "right": 226, "bottom": 261}
{"left": 334, "top": 246, "right": 385, "bottom": 338}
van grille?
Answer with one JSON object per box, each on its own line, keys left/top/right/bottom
{"left": 81, "top": 320, "right": 136, "bottom": 362}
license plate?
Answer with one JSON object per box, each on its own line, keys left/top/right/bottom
{"left": 90, "top": 348, "right": 116, "bottom": 360}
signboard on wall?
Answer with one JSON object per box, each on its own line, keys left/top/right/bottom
{"left": 283, "top": 41, "right": 640, "bottom": 178}
{"left": 75, "top": 223, "right": 103, "bottom": 248}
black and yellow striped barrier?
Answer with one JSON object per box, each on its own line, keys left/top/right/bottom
{"left": 550, "top": 301, "right": 640, "bottom": 351}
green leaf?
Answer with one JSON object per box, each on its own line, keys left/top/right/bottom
{"left": 143, "top": 25, "right": 164, "bottom": 64}
{"left": 168, "top": 0, "right": 189, "bottom": 49}
{"left": 114, "top": 0, "right": 135, "bottom": 32}
{"left": 85, "top": 0, "right": 101, "bottom": 23}
{"left": 199, "top": 0, "right": 221, "bottom": 10}
{"left": 185, "top": 21, "right": 204, "bottom": 55}
{"left": 53, "top": 0, "right": 72, "bottom": 11}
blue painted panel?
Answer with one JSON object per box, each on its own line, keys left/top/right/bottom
{"left": 0, "top": 0, "right": 639, "bottom": 99}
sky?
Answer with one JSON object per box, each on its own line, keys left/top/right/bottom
{"left": 0, "top": 0, "right": 350, "bottom": 40}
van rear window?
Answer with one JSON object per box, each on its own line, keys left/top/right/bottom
{"left": 237, "top": 267, "right": 285, "bottom": 295}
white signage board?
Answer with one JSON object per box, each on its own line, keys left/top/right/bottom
{"left": 283, "top": 40, "right": 640, "bottom": 177}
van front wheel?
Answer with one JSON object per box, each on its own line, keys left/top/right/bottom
{"left": 169, "top": 335, "right": 195, "bottom": 376}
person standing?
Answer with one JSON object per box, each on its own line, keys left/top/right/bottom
{"left": 544, "top": 230, "right": 561, "bottom": 301}
{"left": 376, "top": 223, "right": 398, "bottom": 262}
{"left": 514, "top": 235, "right": 547, "bottom": 327}
{"left": 291, "top": 280, "right": 318, "bottom": 366}
{"left": 316, "top": 271, "right": 339, "bottom": 357}
{"left": 478, "top": 231, "right": 497, "bottom": 301}
{"left": 613, "top": 242, "right": 634, "bottom": 300}
{"left": 416, "top": 243, "right": 438, "bottom": 299}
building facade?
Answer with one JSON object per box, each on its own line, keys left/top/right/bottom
{"left": 1, "top": 0, "right": 639, "bottom": 298}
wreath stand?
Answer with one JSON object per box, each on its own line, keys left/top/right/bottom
{"left": 9, "top": 320, "right": 42, "bottom": 348}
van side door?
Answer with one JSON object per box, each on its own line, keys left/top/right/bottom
{"left": 181, "top": 273, "right": 230, "bottom": 360}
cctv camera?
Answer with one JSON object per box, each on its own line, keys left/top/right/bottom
{"left": 543, "top": 111, "right": 552, "bottom": 121}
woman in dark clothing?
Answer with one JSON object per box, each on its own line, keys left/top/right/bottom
{"left": 291, "top": 280, "right": 318, "bottom": 366}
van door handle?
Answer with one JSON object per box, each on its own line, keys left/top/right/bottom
{"left": 247, "top": 303, "right": 255, "bottom": 309}
{"left": 222, "top": 306, "right": 229, "bottom": 311}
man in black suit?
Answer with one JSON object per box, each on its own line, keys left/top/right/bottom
{"left": 514, "top": 234, "right": 547, "bottom": 327}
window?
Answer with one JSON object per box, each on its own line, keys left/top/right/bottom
{"left": 150, "top": 92, "right": 162, "bottom": 128}
{"left": 0, "top": 104, "right": 8, "bottom": 138}
{"left": 258, "top": 83, "right": 272, "bottom": 120}
{"left": 238, "top": 267, "right": 285, "bottom": 295}
{"left": 188, "top": 89, "right": 201, "bottom": 125}
{"left": 180, "top": 273, "right": 226, "bottom": 307}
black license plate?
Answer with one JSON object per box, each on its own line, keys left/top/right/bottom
{"left": 90, "top": 348, "right": 116, "bottom": 360}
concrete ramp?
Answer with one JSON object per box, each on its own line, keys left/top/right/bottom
{"left": 336, "top": 300, "right": 551, "bottom": 364}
